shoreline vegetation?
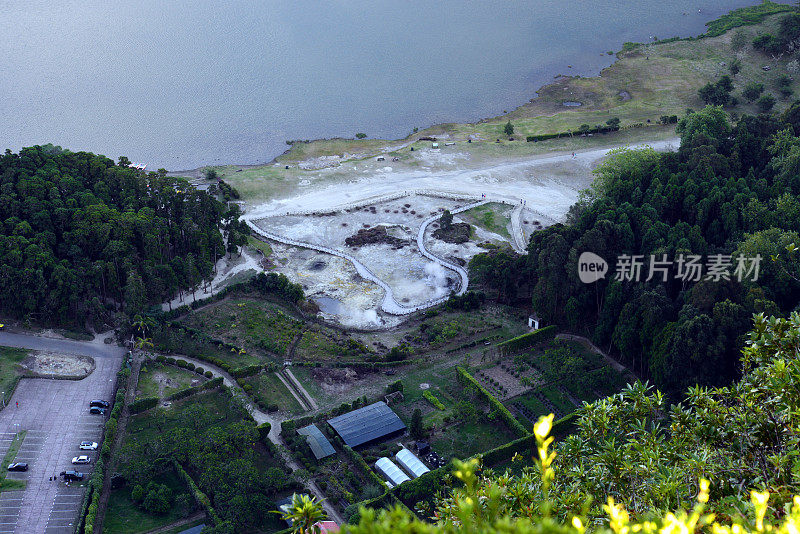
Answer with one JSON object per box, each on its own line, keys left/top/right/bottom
{"left": 183, "top": 1, "right": 795, "bottom": 181}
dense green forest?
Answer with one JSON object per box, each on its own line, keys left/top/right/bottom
{"left": 470, "top": 105, "right": 800, "bottom": 395}
{"left": 0, "top": 145, "right": 244, "bottom": 327}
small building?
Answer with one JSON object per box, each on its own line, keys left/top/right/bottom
{"left": 313, "top": 521, "right": 340, "bottom": 533}
{"left": 528, "top": 313, "right": 540, "bottom": 330}
{"left": 375, "top": 457, "right": 411, "bottom": 486}
{"left": 431, "top": 142, "right": 439, "bottom": 149}
{"left": 327, "top": 401, "right": 406, "bottom": 448}
{"left": 297, "top": 424, "right": 336, "bottom": 460}
{"left": 395, "top": 448, "right": 430, "bottom": 479}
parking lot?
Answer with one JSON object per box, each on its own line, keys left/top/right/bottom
{"left": 0, "top": 334, "right": 124, "bottom": 534}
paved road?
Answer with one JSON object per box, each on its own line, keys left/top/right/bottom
{"left": 0, "top": 332, "right": 125, "bottom": 533}
{"left": 0, "top": 332, "right": 122, "bottom": 360}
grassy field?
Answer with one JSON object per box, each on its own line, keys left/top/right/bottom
{"left": 104, "top": 471, "right": 192, "bottom": 534}
{"left": 0, "top": 347, "right": 28, "bottom": 406}
{"left": 243, "top": 372, "right": 305, "bottom": 415}
{"left": 247, "top": 235, "right": 273, "bottom": 257}
{"left": 457, "top": 202, "right": 514, "bottom": 239}
{"left": 136, "top": 362, "right": 206, "bottom": 400}
{"left": 182, "top": 297, "right": 304, "bottom": 361}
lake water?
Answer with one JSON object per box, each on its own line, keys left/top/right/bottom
{"left": 1, "top": 1, "right": 770, "bottom": 170}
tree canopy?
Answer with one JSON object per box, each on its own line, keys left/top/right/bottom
{"left": 0, "top": 145, "right": 235, "bottom": 326}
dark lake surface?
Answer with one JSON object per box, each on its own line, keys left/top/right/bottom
{"left": 0, "top": 1, "right": 771, "bottom": 170}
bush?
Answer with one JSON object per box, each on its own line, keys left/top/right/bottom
{"left": 205, "top": 370, "right": 213, "bottom": 378}
{"left": 231, "top": 364, "right": 261, "bottom": 378}
{"left": 757, "top": 93, "right": 777, "bottom": 112}
{"left": 186, "top": 362, "right": 195, "bottom": 371}
{"left": 195, "top": 366, "right": 204, "bottom": 375}
{"left": 423, "top": 390, "right": 445, "bottom": 410}
{"left": 166, "top": 357, "right": 176, "bottom": 365}
{"left": 496, "top": 326, "right": 557, "bottom": 356}
{"left": 130, "top": 396, "right": 159, "bottom": 414}
{"left": 175, "top": 359, "right": 188, "bottom": 369}
{"left": 257, "top": 422, "right": 271, "bottom": 441}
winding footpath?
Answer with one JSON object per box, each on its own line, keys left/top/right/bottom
{"left": 244, "top": 195, "right": 498, "bottom": 316}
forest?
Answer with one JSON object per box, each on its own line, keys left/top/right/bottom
{"left": 470, "top": 105, "right": 800, "bottom": 396}
{"left": 0, "top": 145, "right": 244, "bottom": 327}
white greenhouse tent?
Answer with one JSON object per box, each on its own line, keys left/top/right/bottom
{"left": 395, "top": 448, "right": 430, "bottom": 479}
{"left": 375, "top": 457, "right": 410, "bottom": 486}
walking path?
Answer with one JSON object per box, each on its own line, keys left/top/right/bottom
{"left": 245, "top": 195, "right": 492, "bottom": 316}
{"left": 151, "top": 354, "right": 343, "bottom": 524}
{"left": 556, "top": 333, "right": 630, "bottom": 375}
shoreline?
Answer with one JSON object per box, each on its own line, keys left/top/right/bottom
{"left": 171, "top": 1, "right": 794, "bottom": 176}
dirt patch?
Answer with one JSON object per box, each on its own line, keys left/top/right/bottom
{"left": 344, "top": 226, "right": 409, "bottom": 249}
{"left": 21, "top": 352, "right": 95, "bottom": 379}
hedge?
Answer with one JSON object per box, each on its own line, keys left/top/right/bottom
{"left": 167, "top": 376, "right": 224, "bottom": 402}
{"left": 496, "top": 325, "right": 558, "bottom": 356}
{"left": 343, "top": 445, "right": 388, "bottom": 489}
{"left": 129, "top": 396, "right": 159, "bottom": 414}
{"left": 231, "top": 364, "right": 262, "bottom": 378}
{"left": 79, "top": 363, "right": 132, "bottom": 533}
{"left": 423, "top": 391, "right": 445, "bottom": 410}
{"left": 174, "top": 460, "right": 221, "bottom": 525}
{"left": 526, "top": 125, "right": 619, "bottom": 143}
{"left": 456, "top": 367, "right": 529, "bottom": 438}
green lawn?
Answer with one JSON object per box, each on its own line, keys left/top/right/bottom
{"left": 0, "top": 347, "right": 28, "bottom": 406}
{"left": 458, "top": 202, "right": 513, "bottom": 239}
{"left": 244, "top": 372, "right": 305, "bottom": 415}
{"left": 136, "top": 362, "right": 206, "bottom": 400}
{"left": 431, "top": 419, "right": 515, "bottom": 460}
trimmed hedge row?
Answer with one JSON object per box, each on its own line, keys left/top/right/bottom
{"left": 496, "top": 325, "right": 558, "bottom": 356}
{"left": 173, "top": 459, "right": 221, "bottom": 525}
{"left": 477, "top": 413, "right": 577, "bottom": 467}
{"left": 423, "top": 390, "right": 445, "bottom": 410}
{"left": 80, "top": 363, "right": 131, "bottom": 533}
{"left": 343, "top": 445, "right": 388, "bottom": 490}
{"left": 293, "top": 358, "right": 419, "bottom": 369}
{"left": 526, "top": 125, "right": 619, "bottom": 143}
{"left": 129, "top": 396, "right": 159, "bottom": 414}
{"left": 166, "top": 376, "right": 224, "bottom": 402}
{"left": 456, "top": 367, "right": 529, "bottom": 438}
{"left": 231, "top": 364, "right": 262, "bottom": 378}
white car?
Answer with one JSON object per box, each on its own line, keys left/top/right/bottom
{"left": 72, "top": 456, "right": 90, "bottom": 465}
{"left": 79, "top": 441, "right": 98, "bottom": 451}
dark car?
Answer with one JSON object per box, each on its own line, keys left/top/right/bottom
{"left": 89, "top": 400, "right": 110, "bottom": 409}
{"left": 7, "top": 463, "right": 27, "bottom": 472}
{"left": 89, "top": 407, "right": 106, "bottom": 415}
{"left": 61, "top": 470, "right": 83, "bottom": 481}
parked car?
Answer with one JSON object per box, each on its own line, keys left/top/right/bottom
{"left": 71, "top": 456, "right": 90, "bottom": 465}
{"left": 7, "top": 463, "right": 27, "bottom": 472}
{"left": 62, "top": 470, "right": 83, "bottom": 481}
{"left": 89, "top": 400, "right": 110, "bottom": 409}
{"left": 89, "top": 407, "right": 105, "bottom": 415}
{"left": 79, "top": 441, "right": 98, "bottom": 451}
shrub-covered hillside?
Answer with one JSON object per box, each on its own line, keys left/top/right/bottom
{"left": 0, "top": 145, "right": 242, "bottom": 326}
{"left": 471, "top": 105, "right": 800, "bottom": 395}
